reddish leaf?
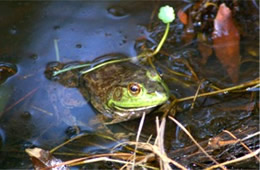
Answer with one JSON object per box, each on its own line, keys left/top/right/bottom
{"left": 212, "top": 3, "right": 240, "bottom": 83}
{"left": 177, "top": 9, "right": 188, "bottom": 25}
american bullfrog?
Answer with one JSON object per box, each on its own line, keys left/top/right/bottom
{"left": 46, "top": 56, "right": 169, "bottom": 125}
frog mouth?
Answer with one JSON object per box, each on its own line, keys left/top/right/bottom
{"left": 113, "top": 104, "right": 158, "bottom": 112}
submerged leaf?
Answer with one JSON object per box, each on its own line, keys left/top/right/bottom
{"left": 212, "top": 3, "right": 240, "bottom": 83}
{"left": 26, "top": 147, "right": 68, "bottom": 170}
{"left": 177, "top": 9, "right": 188, "bottom": 25}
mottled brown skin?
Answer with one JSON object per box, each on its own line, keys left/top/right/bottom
{"left": 79, "top": 62, "right": 166, "bottom": 124}
{"left": 46, "top": 58, "right": 168, "bottom": 124}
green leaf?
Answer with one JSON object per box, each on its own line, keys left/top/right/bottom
{"left": 158, "top": 5, "right": 175, "bottom": 24}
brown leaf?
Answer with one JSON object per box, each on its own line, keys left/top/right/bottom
{"left": 26, "top": 147, "right": 69, "bottom": 170}
{"left": 177, "top": 9, "right": 188, "bottom": 25}
{"left": 180, "top": 9, "right": 194, "bottom": 44}
{"left": 212, "top": 3, "right": 240, "bottom": 83}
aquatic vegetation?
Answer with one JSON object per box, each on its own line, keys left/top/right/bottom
{"left": 212, "top": 4, "right": 240, "bottom": 83}
{"left": 53, "top": 5, "right": 176, "bottom": 76}
{"left": 1, "top": 1, "right": 258, "bottom": 169}
{"left": 158, "top": 5, "right": 175, "bottom": 24}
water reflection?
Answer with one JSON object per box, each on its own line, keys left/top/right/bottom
{"left": 0, "top": 1, "right": 153, "bottom": 168}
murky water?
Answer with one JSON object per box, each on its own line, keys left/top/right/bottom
{"left": 0, "top": 1, "right": 258, "bottom": 169}
{"left": 0, "top": 1, "right": 156, "bottom": 168}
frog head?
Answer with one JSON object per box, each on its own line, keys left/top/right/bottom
{"left": 106, "top": 69, "right": 169, "bottom": 124}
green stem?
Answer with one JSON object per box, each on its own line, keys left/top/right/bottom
{"left": 52, "top": 23, "right": 170, "bottom": 76}
{"left": 80, "top": 58, "right": 131, "bottom": 74}
{"left": 53, "top": 63, "right": 91, "bottom": 76}
{"left": 152, "top": 23, "right": 170, "bottom": 56}
{"left": 53, "top": 58, "right": 134, "bottom": 76}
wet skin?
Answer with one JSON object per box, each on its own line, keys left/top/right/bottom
{"left": 48, "top": 59, "right": 170, "bottom": 125}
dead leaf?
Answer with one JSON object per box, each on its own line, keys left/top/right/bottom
{"left": 212, "top": 3, "right": 240, "bottom": 83}
{"left": 177, "top": 9, "right": 188, "bottom": 25}
{"left": 26, "top": 147, "right": 68, "bottom": 170}
{"left": 180, "top": 8, "right": 195, "bottom": 44}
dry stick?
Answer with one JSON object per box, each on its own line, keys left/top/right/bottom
{"left": 51, "top": 152, "right": 157, "bottom": 169}
{"left": 131, "top": 112, "right": 146, "bottom": 170}
{"left": 223, "top": 130, "right": 260, "bottom": 162}
{"left": 0, "top": 87, "right": 39, "bottom": 115}
{"left": 242, "top": 131, "right": 260, "bottom": 141}
{"left": 155, "top": 117, "right": 172, "bottom": 170}
{"left": 191, "top": 80, "right": 203, "bottom": 109}
{"left": 119, "top": 113, "right": 146, "bottom": 170}
{"left": 155, "top": 117, "right": 163, "bottom": 170}
{"left": 73, "top": 155, "right": 158, "bottom": 169}
{"left": 176, "top": 78, "right": 259, "bottom": 103}
{"left": 71, "top": 157, "right": 155, "bottom": 169}
{"left": 168, "top": 116, "right": 226, "bottom": 170}
{"left": 127, "top": 141, "right": 187, "bottom": 170}
{"left": 50, "top": 132, "right": 116, "bottom": 153}
{"left": 181, "top": 59, "right": 199, "bottom": 81}
{"left": 114, "top": 135, "right": 186, "bottom": 169}
{"left": 50, "top": 133, "right": 86, "bottom": 153}
{"left": 205, "top": 148, "right": 260, "bottom": 170}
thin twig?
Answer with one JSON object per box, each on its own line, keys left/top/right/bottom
{"left": 126, "top": 141, "right": 187, "bottom": 170}
{"left": 176, "top": 78, "right": 259, "bottom": 102}
{"left": 131, "top": 112, "right": 146, "bottom": 170}
{"left": 155, "top": 117, "right": 172, "bottom": 170}
{"left": 168, "top": 116, "right": 226, "bottom": 170}
{"left": 50, "top": 133, "right": 117, "bottom": 153}
{"left": 0, "top": 87, "right": 39, "bottom": 115}
{"left": 71, "top": 157, "right": 157, "bottom": 169}
{"left": 191, "top": 80, "right": 203, "bottom": 109}
{"left": 50, "top": 133, "right": 86, "bottom": 153}
{"left": 223, "top": 130, "right": 260, "bottom": 162}
{"left": 205, "top": 149, "right": 260, "bottom": 170}
{"left": 241, "top": 131, "right": 260, "bottom": 141}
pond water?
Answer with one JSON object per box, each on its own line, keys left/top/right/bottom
{"left": 0, "top": 1, "right": 159, "bottom": 168}
{"left": 0, "top": 1, "right": 258, "bottom": 169}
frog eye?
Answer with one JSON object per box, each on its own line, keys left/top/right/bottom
{"left": 128, "top": 83, "right": 141, "bottom": 95}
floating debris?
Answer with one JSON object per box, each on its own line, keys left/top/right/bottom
{"left": 0, "top": 62, "right": 17, "bottom": 84}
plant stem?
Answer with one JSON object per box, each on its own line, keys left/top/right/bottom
{"left": 52, "top": 22, "right": 171, "bottom": 76}
{"left": 53, "top": 63, "right": 91, "bottom": 76}
{"left": 152, "top": 23, "right": 170, "bottom": 56}
{"left": 176, "top": 78, "right": 260, "bottom": 102}
{"left": 80, "top": 58, "right": 131, "bottom": 74}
